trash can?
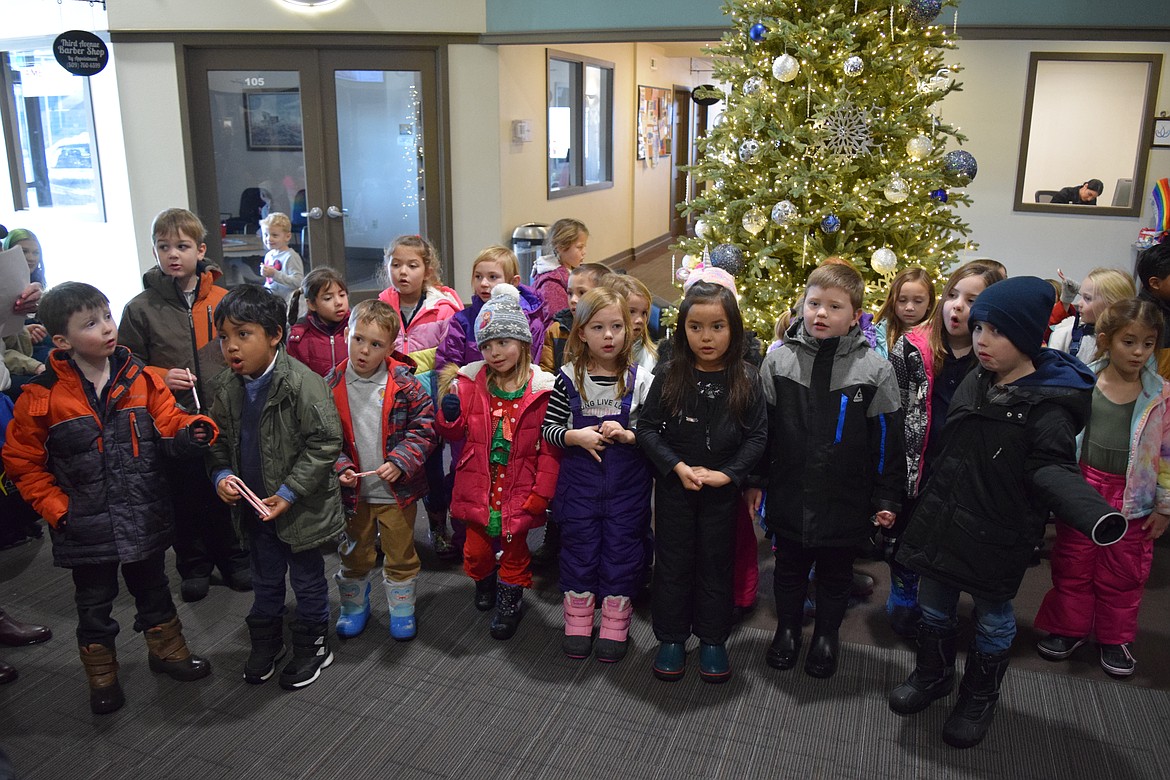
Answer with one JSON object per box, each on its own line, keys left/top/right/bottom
{"left": 512, "top": 223, "right": 548, "bottom": 284}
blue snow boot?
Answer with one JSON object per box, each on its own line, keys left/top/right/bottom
{"left": 385, "top": 577, "right": 417, "bottom": 641}
{"left": 887, "top": 561, "right": 921, "bottom": 639}
{"left": 335, "top": 574, "right": 371, "bottom": 638}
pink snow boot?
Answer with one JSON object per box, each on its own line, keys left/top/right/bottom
{"left": 595, "top": 595, "right": 632, "bottom": 663}
{"left": 562, "top": 591, "right": 595, "bottom": 659}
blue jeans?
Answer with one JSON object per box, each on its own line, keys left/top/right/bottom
{"left": 918, "top": 576, "right": 1016, "bottom": 654}
{"left": 247, "top": 519, "right": 330, "bottom": 624}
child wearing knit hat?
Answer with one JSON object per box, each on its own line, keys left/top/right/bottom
{"left": 891, "top": 276, "right": 1129, "bottom": 750}
{"left": 435, "top": 284, "right": 560, "bottom": 640}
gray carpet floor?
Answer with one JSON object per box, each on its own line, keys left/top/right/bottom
{"left": 2, "top": 528, "right": 1169, "bottom": 780}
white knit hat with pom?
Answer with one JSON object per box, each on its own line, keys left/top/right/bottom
{"left": 474, "top": 283, "right": 532, "bottom": 347}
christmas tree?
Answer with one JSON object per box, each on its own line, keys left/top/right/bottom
{"left": 675, "top": 0, "right": 976, "bottom": 335}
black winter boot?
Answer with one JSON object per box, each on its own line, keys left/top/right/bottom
{"left": 243, "top": 616, "right": 287, "bottom": 684}
{"left": 889, "top": 625, "right": 958, "bottom": 714}
{"left": 765, "top": 616, "right": 802, "bottom": 670}
{"left": 530, "top": 518, "right": 561, "bottom": 565}
{"left": 490, "top": 583, "right": 524, "bottom": 640}
{"left": 474, "top": 571, "right": 498, "bottom": 612}
{"left": 79, "top": 643, "right": 125, "bottom": 715}
{"left": 942, "top": 649, "right": 1010, "bottom": 749}
{"left": 279, "top": 621, "right": 333, "bottom": 690}
{"left": 144, "top": 616, "right": 211, "bottom": 682}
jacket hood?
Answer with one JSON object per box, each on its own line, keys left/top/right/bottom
{"left": 455, "top": 360, "right": 556, "bottom": 394}
{"left": 142, "top": 262, "right": 223, "bottom": 302}
{"left": 786, "top": 317, "right": 870, "bottom": 358}
{"left": 533, "top": 254, "right": 561, "bottom": 275}
{"left": 1012, "top": 348, "right": 1095, "bottom": 390}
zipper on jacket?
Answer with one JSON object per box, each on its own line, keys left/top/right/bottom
{"left": 129, "top": 412, "right": 140, "bottom": 457}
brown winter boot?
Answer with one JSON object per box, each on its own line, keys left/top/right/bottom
{"left": 144, "top": 616, "right": 211, "bottom": 682}
{"left": 79, "top": 643, "right": 125, "bottom": 715}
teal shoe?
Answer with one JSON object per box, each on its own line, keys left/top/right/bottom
{"left": 699, "top": 642, "right": 731, "bottom": 684}
{"left": 652, "top": 642, "right": 686, "bottom": 682}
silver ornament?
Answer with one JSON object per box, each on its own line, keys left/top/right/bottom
{"left": 742, "top": 207, "right": 768, "bottom": 236}
{"left": 771, "top": 200, "right": 799, "bottom": 226}
{"left": 743, "top": 76, "right": 764, "bottom": 96}
{"left": 772, "top": 54, "right": 800, "bottom": 83}
{"left": 738, "top": 139, "right": 761, "bottom": 162}
{"left": 844, "top": 56, "right": 865, "bottom": 77}
{"left": 871, "top": 247, "right": 898, "bottom": 275}
{"left": 884, "top": 175, "right": 909, "bottom": 203}
{"left": 905, "top": 134, "right": 932, "bottom": 161}
{"left": 694, "top": 218, "right": 711, "bottom": 240}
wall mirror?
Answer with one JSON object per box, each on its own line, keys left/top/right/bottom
{"left": 1014, "top": 52, "right": 1162, "bottom": 217}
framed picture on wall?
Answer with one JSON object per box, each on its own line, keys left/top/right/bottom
{"left": 244, "top": 89, "right": 303, "bottom": 151}
{"left": 637, "top": 85, "right": 673, "bottom": 161}
{"left": 1154, "top": 116, "right": 1170, "bottom": 148}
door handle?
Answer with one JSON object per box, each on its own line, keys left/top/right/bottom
{"left": 302, "top": 207, "right": 323, "bottom": 220}
{"left": 326, "top": 206, "right": 347, "bottom": 219}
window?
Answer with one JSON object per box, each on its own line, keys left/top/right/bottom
{"left": 547, "top": 50, "right": 613, "bottom": 198}
{"left": 1, "top": 44, "right": 104, "bottom": 219}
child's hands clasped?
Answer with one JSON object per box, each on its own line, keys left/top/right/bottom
{"left": 673, "top": 462, "right": 704, "bottom": 491}
{"left": 566, "top": 425, "right": 608, "bottom": 462}
{"left": 873, "top": 510, "right": 897, "bottom": 529}
{"left": 1143, "top": 511, "right": 1169, "bottom": 540}
{"left": 691, "top": 467, "right": 731, "bottom": 488}
{"left": 597, "top": 420, "right": 635, "bottom": 445}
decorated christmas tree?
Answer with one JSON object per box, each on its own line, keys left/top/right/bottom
{"left": 675, "top": 0, "right": 977, "bottom": 335}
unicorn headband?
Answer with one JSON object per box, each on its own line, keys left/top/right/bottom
{"left": 683, "top": 266, "right": 738, "bottom": 298}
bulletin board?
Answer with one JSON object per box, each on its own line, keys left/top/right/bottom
{"left": 637, "top": 86, "right": 672, "bottom": 161}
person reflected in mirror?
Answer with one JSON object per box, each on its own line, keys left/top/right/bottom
{"left": 1051, "top": 179, "right": 1104, "bottom": 205}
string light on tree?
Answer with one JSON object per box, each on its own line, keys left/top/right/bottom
{"left": 673, "top": 0, "right": 975, "bottom": 334}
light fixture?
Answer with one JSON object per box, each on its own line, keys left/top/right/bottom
{"left": 280, "top": 0, "right": 341, "bottom": 8}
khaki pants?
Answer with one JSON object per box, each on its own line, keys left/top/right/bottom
{"left": 339, "top": 501, "right": 420, "bottom": 582}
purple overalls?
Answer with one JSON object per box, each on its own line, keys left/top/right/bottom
{"left": 553, "top": 366, "right": 653, "bottom": 598}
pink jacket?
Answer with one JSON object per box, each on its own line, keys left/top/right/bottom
{"left": 378, "top": 284, "right": 464, "bottom": 358}
{"left": 1080, "top": 358, "right": 1170, "bottom": 519}
{"left": 435, "top": 361, "right": 560, "bottom": 538}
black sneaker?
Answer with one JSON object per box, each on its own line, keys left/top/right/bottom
{"left": 1099, "top": 643, "right": 1135, "bottom": 677}
{"left": 1036, "top": 633, "right": 1085, "bottom": 661}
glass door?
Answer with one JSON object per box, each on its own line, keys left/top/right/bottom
{"left": 186, "top": 47, "right": 443, "bottom": 299}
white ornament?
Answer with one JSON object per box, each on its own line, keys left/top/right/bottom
{"left": 871, "top": 247, "right": 898, "bottom": 275}
{"left": 695, "top": 219, "right": 710, "bottom": 239}
{"left": 884, "top": 174, "right": 909, "bottom": 203}
{"left": 772, "top": 54, "right": 800, "bottom": 82}
{"left": 742, "top": 207, "right": 768, "bottom": 236}
{"left": 771, "top": 200, "right": 799, "bottom": 226}
{"left": 844, "top": 56, "right": 865, "bottom": 77}
{"left": 738, "top": 139, "right": 761, "bottom": 162}
{"left": 906, "top": 134, "right": 932, "bottom": 161}
{"left": 743, "top": 76, "right": 764, "bottom": 96}
{"left": 682, "top": 254, "right": 700, "bottom": 270}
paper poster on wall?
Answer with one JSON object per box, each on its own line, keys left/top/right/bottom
{"left": 637, "top": 86, "right": 672, "bottom": 161}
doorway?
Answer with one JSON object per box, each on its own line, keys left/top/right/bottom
{"left": 670, "top": 84, "right": 693, "bottom": 238}
{"left": 186, "top": 47, "right": 446, "bottom": 299}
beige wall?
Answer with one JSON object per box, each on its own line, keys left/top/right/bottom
{"left": 106, "top": 0, "right": 485, "bottom": 34}
{"left": 448, "top": 44, "right": 503, "bottom": 299}
{"left": 944, "top": 39, "right": 1170, "bottom": 281}
{"left": 497, "top": 42, "right": 704, "bottom": 266}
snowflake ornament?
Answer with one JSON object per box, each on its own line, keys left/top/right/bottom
{"left": 813, "top": 99, "right": 874, "bottom": 158}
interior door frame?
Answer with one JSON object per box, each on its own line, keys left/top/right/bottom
{"left": 183, "top": 40, "right": 453, "bottom": 296}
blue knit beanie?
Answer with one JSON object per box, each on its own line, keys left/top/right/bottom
{"left": 968, "top": 276, "right": 1054, "bottom": 358}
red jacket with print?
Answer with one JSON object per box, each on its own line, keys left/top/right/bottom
{"left": 327, "top": 353, "right": 437, "bottom": 509}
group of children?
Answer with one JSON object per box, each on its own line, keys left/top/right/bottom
{"left": 3, "top": 205, "right": 1169, "bottom": 753}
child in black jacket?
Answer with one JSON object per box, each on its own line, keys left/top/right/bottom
{"left": 890, "top": 277, "right": 1126, "bottom": 749}
{"left": 747, "top": 263, "right": 905, "bottom": 681}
